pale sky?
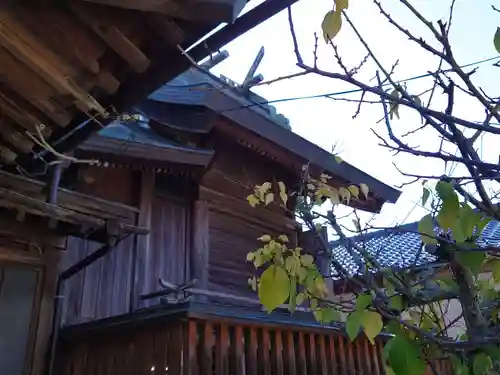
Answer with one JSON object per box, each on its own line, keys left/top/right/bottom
{"left": 199, "top": 0, "right": 499, "bottom": 235}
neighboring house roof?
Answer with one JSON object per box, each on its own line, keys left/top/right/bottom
{"left": 145, "top": 68, "right": 401, "bottom": 207}
{"left": 329, "top": 219, "right": 500, "bottom": 276}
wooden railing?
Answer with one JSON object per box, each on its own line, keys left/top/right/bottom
{"left": 57, "top": 314, "right": 451, "bottom": 375}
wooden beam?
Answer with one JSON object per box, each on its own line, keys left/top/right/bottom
{"left": 0, "top": 7, "right": 106, "bottom": 115}
{"left": 192, "top": 200, "right": 210, "bottom": 291}
{"left": 0, "top": 187, "right": 105, "bottom": 228}
{"left": 0, "top": 170, "right": 138, "bottom": 221}
{"left": 81, "top": 0, "right": 183, "bottom": 15}
{"left": 81, "top": 0, "right": 246, "bottom": 23}
{"left": 0, "top": 48, "right": 72, "bottom": 126}
{"left": 133, "top": 170, "right": 155, "bottom": 309}
{"left": 0, "top": 118, "right": 35, "bottom": 154}
{"left": 70, "top": 1, "right": 150, "bottom": 74}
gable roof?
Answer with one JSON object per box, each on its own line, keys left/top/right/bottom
{"left": 329, "top": 219, "right": 500, "bottom": 277}
{"left": 144, "top": 68, "right": 401, "bottom": 210}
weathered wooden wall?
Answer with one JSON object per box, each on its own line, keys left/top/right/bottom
{"left": 61, "top": 167, "right": 139, "bottom": 323}
{"left": 198, "top": 138, "right": 299, "bottom": 298}
{"left": 0, "top": 218, "right": 63, "bottom": 375}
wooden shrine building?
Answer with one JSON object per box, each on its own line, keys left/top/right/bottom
{"left": 0, "top": 1, "right": 301, "bottom": 375}
{"left": 47, "top": 62, "right": 422, "bottom": 375}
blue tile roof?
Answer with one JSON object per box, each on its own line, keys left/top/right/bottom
{"left": 329, "top": 219, "right": 500, "bottom": 276}
{"left": 150, "top": 68, "right": 292, "bottom": 130}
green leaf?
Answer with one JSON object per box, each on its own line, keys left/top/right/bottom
{"left": 418, "top": 214, "right": 437, "bottom": 245}
{"left": 389, "top": 295, "right": 403, "bottom": 311}
{"left": 489, "top": 259, "right": 500, "bottom": 283}
{"left": 335, "top": 0, "right": 348, "bottom": 11}
{"left": 265, "top": 192, "right": 274, "bottom": 205}
{"left": 494, "top": 27, "right": 500, "bottom": 54}
{"left": 436, "top": 181, "right": 460, "bottom": 229}
{"left": 455, "top": 251, "right": 485, "bottom": 275}
{"left": 459, "top": 203, "right": 478, "bottom": 239}
{"left": 301, "top": 254, "right": 314, "bottom": 267}
{"left": 258, "top": 265, "right": 290, "bottom": 312}
{"left": 388, "top": 334, "right": 425, "bottom": 375}
{"left": 361, "top": 311, "right": 383, "bottom": 344}
{"left": 321, "top": 10, "right": 342, "bottom": 42}
{"left": 476, "top": 216, "right": 492, "bottom": 235}
{"left": 346, "top": 311, "right": 362, "bottom": 341}
{"left": 296, "top": 292, "right": 306, "bottom": 305}
{"left": 334, "top": 155, "right": 343, "bottom": 164}
{"left": 355, "top": 293, "right": 373, "bottom": 311}
{"left": 473, "top": 353, "right": 492, "bottom": 375}
{"left": 314, "top": 307, "right": 341, "bottom": 324}
{"left": 348, "top": 185, "right": 360, "bottom": 198}
{"left": 422, "top": 187, "right": 430, "bottom": 207}
{"left": 289, "top": 277, "right": 297, "bottom": 311}
{"left": 385, "top": 366, "right": 396, "bottom": 375}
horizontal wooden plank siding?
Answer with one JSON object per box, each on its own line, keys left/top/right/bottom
{"left": 57, "top": 315, "right": 452, "bottom": 375}
{"left": 207, "top": 209, "right": 294, "bottom": 298}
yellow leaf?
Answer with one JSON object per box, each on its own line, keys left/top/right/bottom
{"left": 338, "top": 187, "right": 351, "bottom": 204}
{"left": 278, "top": 234, "right": 289, "bottom": 243}
{"left": 335, "top": 155, "right": 343, "bottom": 164}
{"left": 258, "top": 265, "right": 290, "bottom": 312}
{"left": 265, "top": 192, "right": 274, "bottom": 205}
{"left": 246, "top": 252, "right": 255, "bottom": 261}
{"left": 321, "top": 10, "right": 342, "bottom": 42}
{"left": 278, "top": 181, "right": 288, "bottom": 205}
{"left": 360, "top": 183, "right": 369, "bottom": 199}
{"left": 361, "top": 311, "right": 383, "bottom": 344}
{"left": 247, "top": 194, "right": 259, "bottom": 207}
{"left": 388, "top": 89, "right": 400, "bottom": 120}
{"left": 348, "top": 185, "right": 359, "bottom": 198}
{"left": 301, "top": 254, "right": 314, "bottom": 267}
{"left": 329, "top": 188, "right": 340, "bottom": 205}
{"left": 335, "top": 0, "right": 348, "bottom": 11}
{"left": 258, "top": 235, "right": 272, "bottom": 242}
{"left": 257, "top": 182, "right": 272, "bottom": 200}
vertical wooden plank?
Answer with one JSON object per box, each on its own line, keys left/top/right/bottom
{"left": 369, "top": 340, "right": 381, "bottom": 375}
{"left": 31, "top": 247, "right": 59, "bottom": 375}
{"left": 318, "top": 335, "right": 328, "bottom": 375}
{"left": 246, "top": 327, "right": 258, "bottom": 375}
{"left": 132, "top": 170, "right": 154, "bottom": 309}
{"left": 184, "top": 320, "right": 199, "bottom": 375}
{"left": 337, "top": 336, "right": 348, "bottom": 375}
{"left": 234, "top": 325, "right": 245, "bottom": 375}
{"left": 274, "top": 330, "right": 284, "bottom": 375}
{"left": 308, "top": 333, "right": 318, "bottom": 374}
{"left": 215, "top": 323, "right": 230, "bottom": 375}
{"left": 284, "top": 331, "right": 297, "bottom": 375}
{"left": 258, "top": 329, "right": 271, "bottom": 375}
{"left": 167, "top": 323, "right": 184, "bottom": 375}
{"left": 200, "top": 322, "right": 214, "bottom": 374}
{"left": 192, "top": 200, "right": 209, "bottom": 292}
{"left": 297, "top": 332, "right": 307, "bottom": 375}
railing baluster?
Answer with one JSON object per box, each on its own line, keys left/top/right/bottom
{"left": 308, "top": 333, "right": 318, "bottom": 375}
{"left": 246, "top": 327, "right": 258, "bottom": 375}
{"left": 259, "top": 328, "right": 271, "bottom": 375}
{"left": 284, "top": 331, "right": 297, "bottom": 375}
{"left": 297, "top": 332, "right": 308, "bottom": 375}
{"left": 273, "top": 330, "right": 284, "bottom": 375}
{"left": 318, "top": 335, "right": 328, "bottom": 375}
{"left": 234, "top": 325, "right": 245, "bottom": 375}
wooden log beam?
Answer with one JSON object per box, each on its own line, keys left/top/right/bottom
{"left": 0, "top": 7, "right": 106, "bottom": 115}
{"left": 70, "top": 1, "right": 150, "bottom": 74}
{"left": 81, "top": 0, "right": 247, "bottom": 23}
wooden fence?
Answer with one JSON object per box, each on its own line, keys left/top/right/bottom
{"left": 57, "top": 316, "right": 451, "bottom": 375}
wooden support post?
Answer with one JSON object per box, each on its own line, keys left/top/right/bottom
{"left": 192, "top": 200, "right": 209, "bottom": 297}
{"left": 132, "top": 170, "right": 154, "bottom": 310}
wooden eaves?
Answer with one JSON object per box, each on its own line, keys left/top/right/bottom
{"left": 0, "top": 0, "right": 303, "bottom": 175}
{"left": 147, "top": 70, "right": 402, "bottom": 213}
